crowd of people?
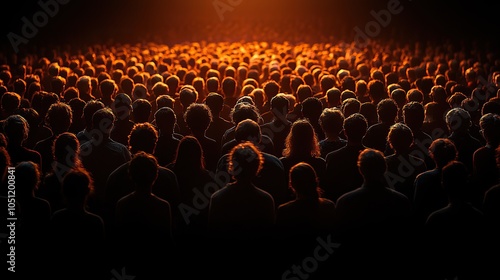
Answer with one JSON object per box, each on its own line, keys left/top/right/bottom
{"left": 1, "top": 38, "right": 500, "bottom": 279}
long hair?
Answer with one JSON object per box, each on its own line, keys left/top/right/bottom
{"left": 173, "top": 136, "right": 205, "bottom": 172}
{"left": 283, "top": 119, "right": 320, "bottom": 158}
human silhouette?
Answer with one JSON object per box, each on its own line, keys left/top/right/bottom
{"left": 319, "top": 107, "right": 347, "bottom": 159}
{"left": 153, "top": 106, "right": 181, "bottom": 166}
{"left": 260, "top": 93, "right": 292, "bottom": 158}
{"left": 3, "top": 114, "right": 42, "bottom": 167}
{"left": 362, "top": 98, "right": 398, "bottom": 155}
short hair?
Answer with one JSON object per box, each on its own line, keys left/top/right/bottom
{"left": 341, "top": 98, "right": 361, "bottom": 117}
{"left": 326, "top": 87, "right": 341, "bottom": 105}
{"left": 343, "top": 113, "right": 368, "bottom": 141}
{"left": 3, "top": 114, "right": 29, "bottom": 143}
{"left": 179, "top": 85, "right": 198, "bottom": 109}
{"left": 83, "top": 100, "right": 106, "bottom": 128}
{"left": 319, "top": 107, "right": 345, "bottom": 136}
{"left": 479, "top": 113, "right": 500, "bottom": 145}
{"left": 301, "top": 96, "right": 323, "bottom": 121}
{"left": 1, "top": 91, "right": 21, "bottom": 113}
{"left": 297, "top": 84, "right": 313, "bottom": 103}
{"left": 155, "top": 94, "right": 175, "bottom": 110}
{"left": 132, "top": 83, "right": 149, "bottom": 101}
{"left": 430, "top": 85, "right": 447, "bottom": 104}
{"left": 231, "top": 103, "right": 259, "bottom": 125}
{"left": 184, "top": 103, "right": 212, "bottom": 132}
{"left": 99, "top": 79, "right": 117, "bottom": 98}
{"left": 222, "top": 76, "right": 237, "bottom": 97}
{"left": 428, "top": 138, "right": 457, "bottom": 168}
{"left": 377, "top": 98, "right": 398, "bottom": 123}
{"left": 15, "top": 161, "right": 41, "bottom": 193}
{"left": 205, "top": 92, "right": 224, "bottom": 114}
{"left": 131, "top": 98, "right": 152, "bottom": 123}
{"left": 320, "top": 75, "right": 336, "bottom": 92}
{"left": 128, "top": 122, "right": 158, "bottom": 154}
{"left": 406, "top": 89, "right": 424, "bottom": 103}
{"left": 62, "top": 167, "right": 94, "bottom": 203}
{"left": 228, "top": 141, "right": 264, "bottom": 180}
{"left": 263, "top": 80, "right": 280, "bottom": 100}
{"left": 358, "top": 148, "right": 387, "bottom": 181}
{"left": 289, "top": 162, "right": 320, "bottom": 199}
{"left": 63, "top": 86, "right": 79, "bottom": 101}
{"left": 235, "top": 119, "right": 261, "bottom": 144}
{"left": 128, "top": 151, "right": 158, "bottom": 188}
{"left": 91, "top": 107, "right": 115, "bottom": 134}
{"left": 367, "top": 79, "right": 387, "bottom": 102}
{"left": 154, "top": 106, "right": 177, "bottom": 131}
{"left": 387, "top": 122, "right": 414, "bottom": 153}
{"left": 53, "top": 132, "right": 80, "bottom": 166}
{"left": 402, "top": 101, "right": 425, "bottom": 129}
{"left": 445, "top": 107, "right": 471, "bottom": 132}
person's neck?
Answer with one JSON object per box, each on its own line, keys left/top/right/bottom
{"left": 325, "top": 133, "right": 341, "bottom": 142}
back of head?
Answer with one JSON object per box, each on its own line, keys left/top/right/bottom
{"left": 128, "top": 151, "right": 158, "bottom": 190}
{"left": 179, "top": 86, "right": 198, "bottom": 109}
{"left": 228, "top": 141, "right": 264, "bottom": 181}
{"left": 429, "top": 138, "right": 457, "bottom": 169}
{"left": 111, "top": 93, "right": 132, "bottom": 120}
{"left": 45, "top": 102, "right": 73, "bottom": 134}
{"left": 154, "top": 106, "right": 176, "bottom": 132}
{"left": 343, "top": 113, "right": 368, "bottom": 142}
{"left": 3, "top": 114, "right": 29, "bottom": 144}
{"left": 174, "top": 135, "right": 204, "bottom": 171}
{"left": 387, "top": 122, "right": 414, "bottom": 154}
{"left": 15, "top": 161, "right": 41, "bottom": 196}
{"left": 231, "top": 102, "right": 259, "bottom": 125}
{"left": 128, "top": 122, "right": 158, "bottom": 154}
{"left": 391, "top": 88, "right": 407, "bottom": 108}
{"left": 402, "top": 101, "right": 425, "bottom": 130}
{"left": 341, "top": 98, "right": 361, "bottom": 118}
{"left": 445, "top": 107, "right": 471, "bottom": 133}
{"left": 155, "top": 94, "right": 175, "bottom": 110}
{"left": 62, "top": 167, "right": 93, "bottom": 205}
{"left": 270, "top": 93, "right": 289, "bottom": 117}
{"left": 53, "top": 132, "right": 80, "bottom": 166}
{"left": 430, "top": 85, "right": 447, "bottom": 104}
{"left": 358, "top": 148, "right": 387, "bottom": 182}
{"left": 377, "top": 98, "right": 398, "bottom": 123}
{"left": 479, "top": 113, "right": 500, "bottom": 146}
{"left": 442, "top": 161, "right": 469, "bottom": 200}
{"left": 235, "top": 119, "right": 261, "bottom": 145}
{"left": 222, "top": 76, "right": 237, "bottom": 97}
{"left": 320, "top": 107, "right": 345, "bottom": 136}
{"left": 326, "top": 87, "right": 341, "bottom": 106}
{"left": 406, "top": 88, "right": 424, "bottom": 103}
{"left": 184, "top": 103, "right": 212, "bottom": 133}
{"left": 205, "top": 92, "right": 224, "bottom": 114}
{"left": 1, "top": 92, "right": 21, "bottom": 114}
{"left": 301, "top": 97, "right": 323, "bottom": 121}
{"left": 289, "top": 162, "right": 320, "bottom": 199}
{"left": 131, "top": 99, "right": 152, "bottom": 123}
{"left": 368, "top": 79, "right": 387, "bottom": 103}
{"left": 284, "top": 119, "right": 319, "bottom": 158}
{"left": 91, "top": 107, "right": 115, "bottom": 135}
{"left": 297, "top": 84, "right": 313, "bottom": 103}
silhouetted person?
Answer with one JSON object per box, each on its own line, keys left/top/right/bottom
{"left": 471, "top": 113, "right": 500, "bottom": 207}
{"left": 77, "top": 100, "right": 105, "bottom": 144}
{"left": 402, "top": 101, "right": 435, "bottom": 169}
{"left": 423, "top": 161, "right": 487, "bottom": 280}
{"left": 183, "top": 103, "right": 220, "bottom": 172}
{"left": 414, "top": 138, "right": 457, "bottom": 226}
{"left": 333, "top": 148, "right": 413, "bottom": 279}
{"left": 114, "top": 151, "right": 175, "bottom": 278}
{"left": 280, "top": 119, "right": 326, "bottom": 190}
{"left": 38, "top": 132, "right": 83, "bottom": 214}
{"left": 131, "top": 98, "right": 152, "bottom": 123}
{"left": 260, "top": 93, "right": 292, "bottom": 158}
{"left": 3, "top": 114, "right": 42, "bottom": 167}
{"left": 75, "top": 75, "right": 95, "bottom": 102}
{"left": 319, "top": 107, "right": 347, "bottom": 159}
{"left": 109, "top": 93, "right": 135, "bottom": 146}
{"left": 324, "top": 113, "right": 368, "bottom": 202}
{"left": 276, "top": 162, "right": 336, "bottom": 267}
{"left": 422, "top": 101, "right": 450, "bottom": 139}
{"left": 48, "top": 168, "right": 106, "bottom": 280}
{"left": 34, "top": 102, "right": 73, "bottom": 175}
{"left": 445, "top": 107, "right": 482, "bottom": 175}
{"left": 80, "top": 107, "right": 131, "bottom": 218}
{"left": 67, "top": 97, "right": 86, "bottom": 135}
{"left": 153, "top": 106, "right": 181, "bottom": 166}
{"left": 301, "top": 96, "right": 325, "bottom": 141}
{"left": 362, "top": 98, "right": 398, "bottom": 155}
{"left": 384, "top": 122, "right": 427, "bottom": 203}
{"left": 105, "top": 121, "right": 180, "bottom": 227}
{"left": 216, "top": 119, "right": 291, "bottom": 208}
{"left": 15, "top": 161, "right": 51, "bottom": 274}
{"left": 205, "top": 92, "right": 233, "bottom": 147}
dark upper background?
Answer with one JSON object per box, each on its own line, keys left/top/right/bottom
{"left": 0, "top": 0, "right": 498, "bottom": 53}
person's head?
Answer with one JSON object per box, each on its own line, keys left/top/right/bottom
{"left": 165, "top": 75, "right": 180, "bottom": 96}
{"left": 301, "top": 97, "right": 323, "bottom": 123}
{"left": 283, "top": 119, "right": 320, "bottom": 158}
{"left": 45, "top": 102, "right": 73, "bottom": 135}
{"left": 234, "top": 119, "right": 261, "bottom": 145}
{"left": 319, "top": 107, "right": 344, "bottom": 138}
{"left": 222, "top": 76, "right": 237, "bottom": 98}
{"left": 128, "top": 151, "right": 158, "bottom": 191}
{"left": 367, "top": 79, "right": 387, "bottom": 104}
{"left": 99, "top": 79, "right": 118, "bottom": 99}
{"left": 15, "top": 161, "right": 41, "bottom": 197}
{"left": 3, "top": 114, "right": 29, "bottom": 145}
{"left": 377, "top": 98, "right": 398, "bottom": 124}
{"left": 358, "top": 148, "right": 387, "bottom": 182}
{"left": 341, "top": 97, "right": 361, "bottom": 118}
{"left": 428, "top": 138, "right": 457, "bottom": 169}
{"left": 91, "top": 107, "right": 115, "bottom": 136}
{"left": 289, "top": 162, "right": 321, "bottom": 200}
{"left": 326, "top": 87, "right": 341, "bottom": 107}
{"left": 262, "top": 80, "right": 280, "bottom": 101}
{"left": 75, "top": 75, "right": 93, "bottom": 97}
{"left": 82, "top": 100, "right": 105, "bottom": 131}
{"left": 1, "top": 91, "right": 21, "bottom": 116}
{"left": 479, "top": 113, "right": 500, "bottom": 147}
{"left": 131, "top": 98, "right": 152, "bottom": 123}
{"left": 63, "top": 86, "right": 79, "bottom": 102}
{"left": 406, "top": 88, "right": 424, "bottom": 103}
{"left": 184, "top": 103, "right": 212, "bottom": 134}
{"left": 481, "top": 100, "right": 500, "bottom": 116}
{"left": 206, "top": 76, "right": 220, "bottom": 93}
{"left": 441, "top": 161, "right": 469, "bottom": 201}
{"left": 270, "top": 93, "right": 289, "bottom": 120}
{"left": 445, "top": 107, "right": 471, "bottom": 134}
{"left": 128, "top": 122, "right": 158, "bottom": 155}
{"left": 343, "top": 113, "right": 368, "bottom": 143}
{"left": 391, "top": 88, "right": 407, "bottom": 109}
{"left": 62, "top": 167, "right": 94, "bottom": 206}
{"left": 448, "top": 92, "right": 467, "bottom": 108}
{"left": 387, "top": 122, "right": 414, "bottom": 154}
{"left": 228, "top": 141, "right": 264, "bottom": 181}
{"left": 230, "top": 102, "right": 260, "bottom": 126}
{"left": 53, "top": 132, "right": 81, "bottom": 169}
{"left": 179, "top": 85, "right": 198, "bottom": 110}
{"left": 204, "top": 92, "right": 224, "bottom": 116}
{"left": 174, "top": 135, "right": 205, "bottom": 171}
{"left": 51, "top": 76, "right": 66, "bottom": 96}
{"left": 430, "top": 85, "right": 447, "bottom": 104}
{"left": 402, "top": 101, "right": 425, "bottom": 131}
{"left": 296, "top": 84, "right": 313, "bottom": 103}
{"left": 110, "top": 93, "right": 132, "bottom": 121}
{"left": 154, "top": 106, "right": 176, "bottom": 134}
{"left": 13, "top": 78, "right": 27, "bottom": 97}
{"left": 290, "top": 75, "right": 305, "bottom": 95}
